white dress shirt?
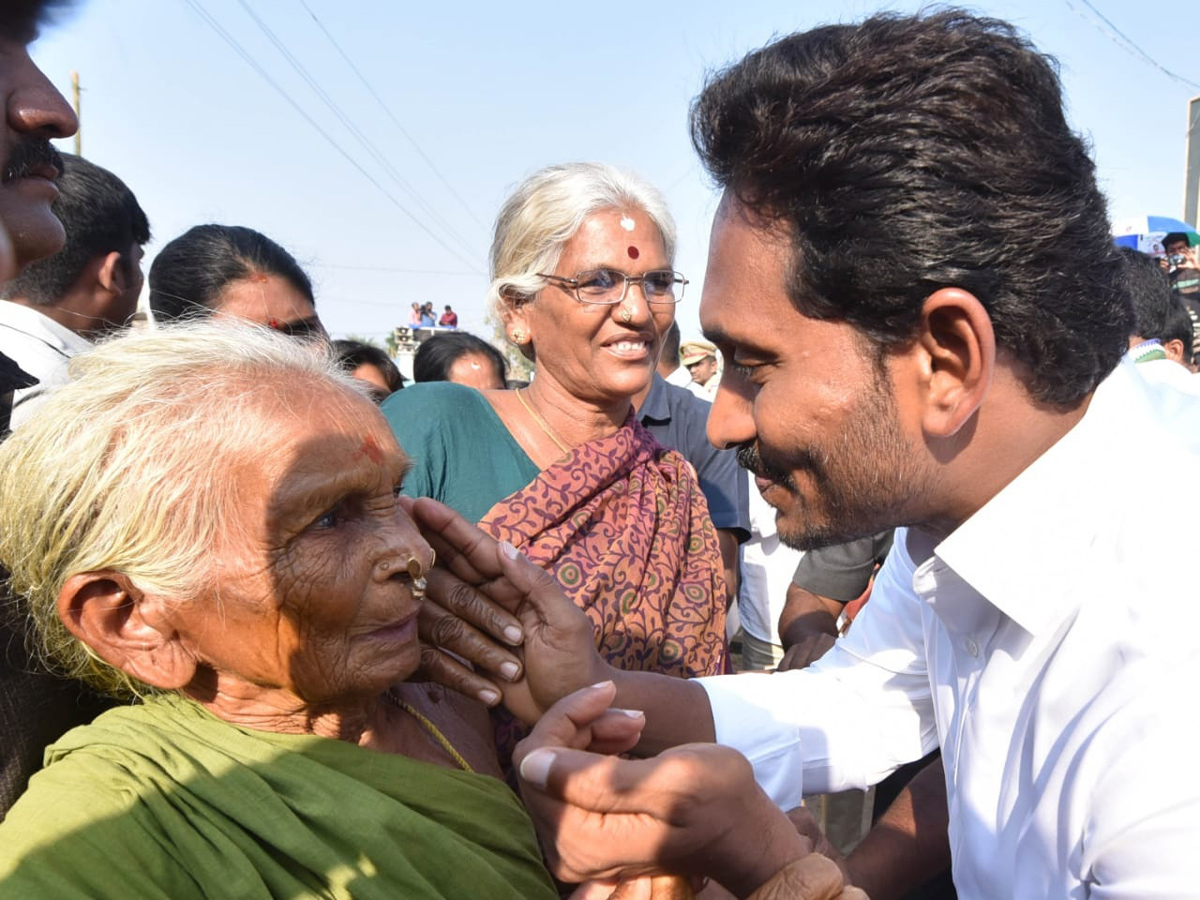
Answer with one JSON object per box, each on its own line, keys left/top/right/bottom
{"left": 0, "top": 301, "right": 92, "bottom": 429}
{"left": 738, "top": 470, "right": 804, "bottom": 648}
{"left": 700, "top": 358, "right": 1200, "bottom": 898}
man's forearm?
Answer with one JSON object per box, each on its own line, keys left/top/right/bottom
{"left": 845, "top": 758, "right": 950, "bottom": 899}
{"left": 611, "top": 668, "right": 716, "bottom": 755}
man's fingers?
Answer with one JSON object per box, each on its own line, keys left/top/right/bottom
{"left": 750, "top": 854, "right": 860, "bottom": 900}
{"left": 418, "top": 599, "right": 522, "bottom": 685}
{"left": 519, "top": 744, "right": 737, "bottom": 819}
{"left": 425, "top": 568, "right": 525, "bottom": 648}
{"left": 519, "top": 681, "right": 620, "bottom": 751}
{"left": 515, "top": 682, "right": 645, "bottom": 759}
{"left": 414, "top": 645, "right": 504, "bottom": 707}
{"left": 409, "top": 497, "right": 505, "bottom": 582}
{"left": 493, "top": 537, "right": 593, "bottom": 633}
{"left": 585, "top": 708, "right": 646, "bottom": 756}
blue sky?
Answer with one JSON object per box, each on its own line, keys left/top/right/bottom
{"left": 30, "top": 0, "right": 1200, "bottom": 342}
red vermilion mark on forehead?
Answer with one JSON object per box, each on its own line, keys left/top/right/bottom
{"left": 247, "top": 271, "right": 270, "bottom": 284}
{"left": 356, "top": 434, "right": 384, "bottom": 464}
{"left": 627, "top": 245, "right": 639, "bottom": 260}
{"left": 267, "top": 317, "right": 280, "bottom": 329}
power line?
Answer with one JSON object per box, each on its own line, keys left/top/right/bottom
{"left": 1067, "top": 0, "right": 1200, "bottom": 92}
{"left": 178, "top": 0, "right": 484, "bottom": 274}
{"left": 235, "top": 0, "right": 481, "bottom": 262}
{"left": 312, "top": 262, "right": 484, "bottom": 276}
{"left": 300, "top": 0, "right": 491, "bottom": 236}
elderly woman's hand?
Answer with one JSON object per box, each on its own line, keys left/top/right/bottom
{"left": 512, "top": 684, "right": 842, "bottom": 900}
{"left": 404, "top": 497, "right": 611, "bottom": 721}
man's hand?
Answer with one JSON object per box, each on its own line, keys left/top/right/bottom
{"left": 405, "top": 497, "right": 611, "bottom": 721}
{"left": 776, "top": 584, "right": 842, "bottom": 671}
{"left": 514, "top": 685, "right": 819, "bottom": 898}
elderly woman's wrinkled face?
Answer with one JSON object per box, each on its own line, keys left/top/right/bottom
{"left": 509, "top": 208, "right": 675, "bottom": 405}
{"left": 171, "top": 384, "right": 430, "bottom": 704}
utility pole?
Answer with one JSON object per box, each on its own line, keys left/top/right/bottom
{"left": 1185, "top": 96, "right": 1200, "bottom": 227}
{"left": 70, "top": 70, "right": 81, "bottom": 157}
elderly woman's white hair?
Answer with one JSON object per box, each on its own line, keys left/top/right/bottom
{"left": 486, "top": 162, "right": 677, "bottom": 319}
{"left": 0, "top": 322, "right": 369, "bottom": 698}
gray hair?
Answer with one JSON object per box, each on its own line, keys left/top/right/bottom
{"left": 487, "top": 162, "right": 677, "bottom": 317}
{"left": 0, "top": 322, "right": 371, "bottom": 698}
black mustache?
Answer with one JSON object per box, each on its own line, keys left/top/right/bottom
{"left": 737, "top": 443, "right": 790, "bottom": 484}
{"left": 2, "top": 139, "right": 64, "bottom": 184}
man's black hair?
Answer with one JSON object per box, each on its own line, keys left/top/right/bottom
{"left": 691, "top": 9, "right": 1131, "bottom": 407}
{"left": 1163, "top": 232, "right": 1192, "bottom": 251}
{"left": 1118, "top": 247, "right": 1170, "bottom": 342}
{"left": 1, "top": 154, "right": 149, "bottom": 306}
{"left": 1162, "top": 294, "right": 1196, "bottom": 365}
{"left": 149, "top": 224, "right": 314, "bottom": 322}
{"left": 413, "top": 331, "right": 507, "bottom": 386}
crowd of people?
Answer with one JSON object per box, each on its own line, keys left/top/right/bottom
{"left": 0, "top": 2, "right": 1198, "bottom": 899}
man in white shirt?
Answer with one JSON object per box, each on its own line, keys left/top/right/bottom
{"left": 492, "top": 10, "right": 1200, "bottom": 900}
{"left": 0, "top": 154, "right": 149, "bottom": 428}
{"left": 0, "top": 3, "right": 77, "bottom": 432}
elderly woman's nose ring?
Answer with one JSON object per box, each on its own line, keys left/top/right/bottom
{"left": 619, "top": 305, "right": 633, "bottom": 323}
{"left": 405, "top": 549, "right": 436, "bottom": 580}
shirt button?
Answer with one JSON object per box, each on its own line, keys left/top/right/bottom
{"left": 965, "top": 638, "right": 979, "bottom": 657}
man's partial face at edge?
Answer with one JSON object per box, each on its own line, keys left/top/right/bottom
{"left": 699, "top": 193, "right": 937, "bottom": 551}
{"left": 0, "top": 30, "right": 77, "bottom": 271}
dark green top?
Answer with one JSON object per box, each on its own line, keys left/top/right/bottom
{"left": 382, "top": 382, "right": 541, "bottom": 522}
{"left": 0, "top": 694, "right": 556, "bottom": 899}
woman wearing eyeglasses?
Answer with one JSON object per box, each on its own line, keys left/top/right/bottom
{"left": 382, "top": 162, "right": 725, "bottom": 770}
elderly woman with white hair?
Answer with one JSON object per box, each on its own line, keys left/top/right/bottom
{"left": 382, "top": 163, "right": 727, "bottom": 771}
{"left": 0, "top": 324, "right": 600, "bottom": 898}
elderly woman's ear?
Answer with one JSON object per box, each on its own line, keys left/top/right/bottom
{"left": 57, "top": 573, "right": 198, "bottom": 691}
{"left": 499, "top": 292, "right": 534, "bottom": 348}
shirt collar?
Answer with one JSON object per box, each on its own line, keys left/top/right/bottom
{"left": 0, "top": 300, "right": 94, "bottom": 354}
{"left": 638, "top": 373, "right": 672, "bottom": 424}
{"left": 933, "top": 360, "right": 1161, "bottom": 636}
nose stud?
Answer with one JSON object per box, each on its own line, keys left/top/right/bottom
{"left": 405, "top": 549, "right": 437, "bottom": 580}
{"left": 619, "top": 305, "right": 633, "bottom": 323}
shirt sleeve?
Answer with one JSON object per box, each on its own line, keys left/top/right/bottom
{"left": 700, "top": 536, "right": 938, "bottom": 807}
{"left": 790, "top": 531, "right": 894, "bottom": 603}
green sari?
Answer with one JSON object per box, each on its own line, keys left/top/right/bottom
{"left": 0, "top": 694, "right": 556, "bottom": 899}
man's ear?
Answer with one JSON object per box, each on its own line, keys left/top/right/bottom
{"left": 1164, "top": 338, "right": 1187, "bottom": 364}
{"left": 93, "top": 251, "right": 126, "bottom": 295}
{"left": 57, "top": 572, "right": 197, "bottom": 690}
{"left": 914, "top": 287, "right": 995, "bottom": 438}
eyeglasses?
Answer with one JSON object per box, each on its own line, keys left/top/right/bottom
{"left": 537, "top": 268, "right": 687, "bottom": 305}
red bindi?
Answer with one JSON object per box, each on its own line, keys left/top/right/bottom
{"left": 627, "top": 245, "right": 639, "bottom": 259}
{"left": 356, "top": 435, "right": 384, "bottom": 464}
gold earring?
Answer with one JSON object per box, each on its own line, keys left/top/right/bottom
{"left": 510, "top": 328, "right": 527, "bottom": 344}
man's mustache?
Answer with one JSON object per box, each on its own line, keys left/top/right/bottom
{"left": 2, "top": 139, "right": 64, "bottom": 184}
{"left": 736, "top": 442, "right": 798, "bottom": 490}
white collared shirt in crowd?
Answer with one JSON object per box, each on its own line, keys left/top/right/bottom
{"left": 700, "top": 357, "right": 1200, "bottom": 898}
{"left": 0, "top": 301, "right": 92, "bottom": 429}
